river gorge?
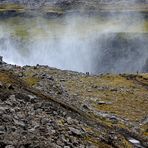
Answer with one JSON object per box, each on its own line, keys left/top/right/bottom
{"left": 0, "top": 9, "right": 148, "bottom": 74}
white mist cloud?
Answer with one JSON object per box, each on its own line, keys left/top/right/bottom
{"left": 0, "top": 8, "right": 147, "bottom": 73}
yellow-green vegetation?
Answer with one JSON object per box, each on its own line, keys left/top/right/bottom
{"left": 0, "top": 4, "right": 25, "bottom": 12}
{"left": 0, "top": 71, "right": 19, "bottom": 84}
{"left": 66, "top": 74, "right": 148, "bottom": 120}
{"left": 141, "top": 124, "right": 148, "bottom": 137}
{"left": 64, "top": 73, "right": 148, "bottom": 136}
{"left": 24, "top": 77, "right": 39, "bottom": 87}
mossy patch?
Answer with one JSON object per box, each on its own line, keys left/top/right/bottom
{"left": 0, "top": 71, "right": 15, "bottom": 84}
{"left": 24, "top": 77, "right": 39, "bottom": 87}
{"left": 65, "top": 74, "right": 148, "bottom": 121}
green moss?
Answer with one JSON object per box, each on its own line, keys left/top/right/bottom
{"left": 24, "top": 77, "right": 39, "bottom": 87}
{"left": 0, "top": 72, "right": 13, "bottom": 83}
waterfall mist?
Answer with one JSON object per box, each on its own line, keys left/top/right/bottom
{"left": 0, "top": 10, "right": 148, "bottom": 73}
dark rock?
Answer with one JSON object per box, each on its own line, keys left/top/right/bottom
{"left": 97, "top": 101, "right": 106, "bottom": 105}
{"left": 86, "top": 72, "right": 89, "bottom": 76}
{"left": 0, "top": 93, "right": 10, "bottom": 101}
{"left": 0, "top": 126, "right": 5, "bottom": 135}
{"left": 47, "top": 76, "right": 54, "bottom": 81}
{"left": 15, "top": 93, "right": 30, "bottom": 102}
{"left": 82, "top": 104, "right": 89, "bottom": 110}
{"left": 110, "top": 88, "right": 118, "bottom": 91}
{"left": 0, "top": 56, "right": 3, "bottom": 64}
{"left": 7, "top": 84, "right": 14, "bottom": 90}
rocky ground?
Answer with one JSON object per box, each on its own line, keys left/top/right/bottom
{"left": 0, "top": 58, "right": 148, "bottom": 148}
{"left": 0, "top": 1, "right": 148, "bottom": 148}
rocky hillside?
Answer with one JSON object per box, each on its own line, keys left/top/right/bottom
{"left": 0, "top": 58, "right": 148, "bottom": 147}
